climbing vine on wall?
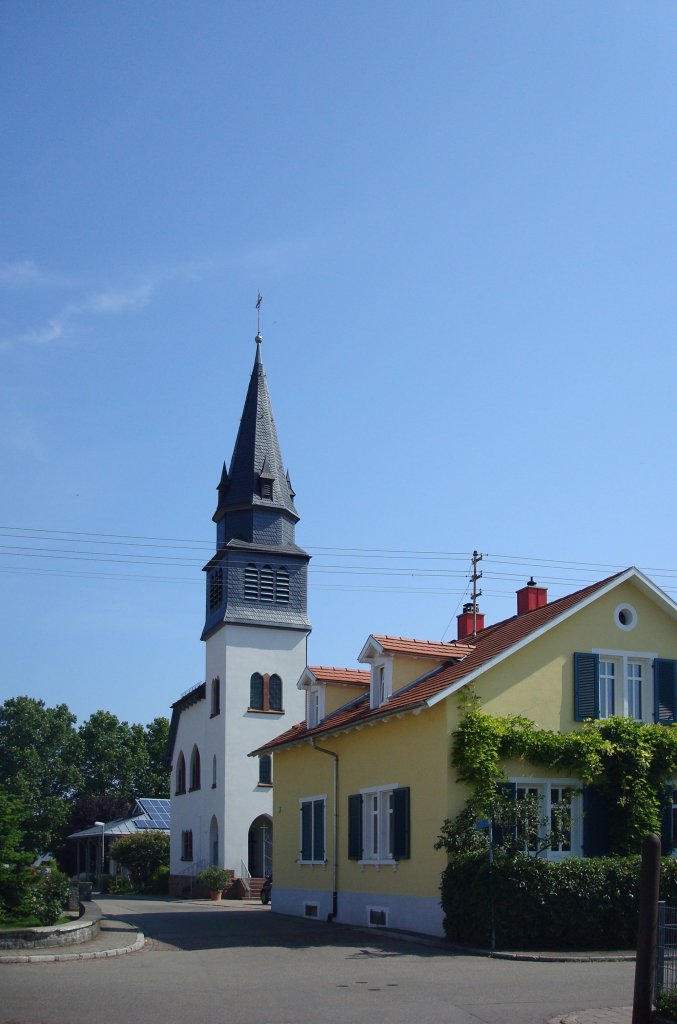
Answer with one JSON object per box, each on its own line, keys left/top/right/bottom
{"left": 446, "top": 688, "right": 677, "bottom": 854}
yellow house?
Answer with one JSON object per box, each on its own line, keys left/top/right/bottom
{"left": 253, "top": 568, "right": 677, "bottom": 937}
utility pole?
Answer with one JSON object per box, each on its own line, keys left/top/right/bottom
{"left": 471, "top": 550, "right": 483, "bottom": 639}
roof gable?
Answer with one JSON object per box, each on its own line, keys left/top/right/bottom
{"left": 255, "top": 567, "right": 677, "bottom": 754}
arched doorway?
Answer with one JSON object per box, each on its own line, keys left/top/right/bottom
{"left": 248, "top": 814, "right": 272, "bottom": 877}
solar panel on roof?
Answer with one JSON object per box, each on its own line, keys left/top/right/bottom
{"left": 136, "top": 798, "right": 170, "bottom": 829}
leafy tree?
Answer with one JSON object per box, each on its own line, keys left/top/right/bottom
{"left": 0, "top": 697, "right": 82, "bottom": 853}
{"left": 0, "top": 789, "right": 34, "bottom": 921}
{"left": 140, "top": 716, "right": 170, "bottom": 798}
{"left": 111, "top": 831, "right": 169, "bottom": 888}
{"left": 78, "top": 712, "right": 170, "bottom": 801}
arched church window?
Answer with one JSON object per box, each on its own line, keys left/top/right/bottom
{"left": 275, "top": 567, "right": 290, "bottom": 603}
{"left": 250, "top": 673, "right": 264, "bottom": 710}
{"left": 175, "top": 751, "right": 186, "bottom": 795}
{"left": 248, "top": 673, "right": 283, "bottom": 713}
{"left": 258, "top": 754, "right": 272, "bottom": 786}
{"left": 244, "top": 564, "right": 259, "bottom": 601}
{"left": 190, "top": 745, "right": 201, "bottom": 791}
{"left": 260, "top": 565, "right": 274, "bottom": 602}
{"left": 269, "top": 674, "right": 283, "bottom": 711}
{"left": 209, "top": 568, "right": 223, "bottom": 611}
{"left": 211, "top": 677, "right": 220, "bottom": 717}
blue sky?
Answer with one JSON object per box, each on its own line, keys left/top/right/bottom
{"left": 1, "top": 2, "right": 675, "bottom": 727}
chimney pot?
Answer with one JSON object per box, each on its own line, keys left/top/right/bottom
{"left": 516, "top": 578, "right": 548, "bottom": 615}
{"left": 457, "top": 603, "right": 485, "bottom": 640}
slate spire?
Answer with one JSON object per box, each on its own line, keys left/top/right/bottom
{"left": 213, "top": 332, "right": 298, "bottom": 524}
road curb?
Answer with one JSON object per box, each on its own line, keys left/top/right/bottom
{"left": 0, "top": 931, "right": 145, "bottom": 963}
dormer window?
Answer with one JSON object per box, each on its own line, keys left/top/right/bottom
{"left": 370, "top": 660, "right": 392, "bottom": 709}
{"left": 308, "top": 687, "right": 323, "bottom": 727}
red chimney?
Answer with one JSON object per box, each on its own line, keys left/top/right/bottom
{"left": 457, "top": 602, "right": 485, "bottom": 640}
{"left": 516, "top": 577, "right": 548, "bottom": 615}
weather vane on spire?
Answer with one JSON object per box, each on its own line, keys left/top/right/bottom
{"left": 256, "top": 291, "right": 262, "bottom": 338}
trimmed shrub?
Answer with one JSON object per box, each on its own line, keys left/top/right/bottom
{"left": 441, "top": 853, "right": 677, "bottom": 950}
{"left": 29, "top": 869, "right": 71, "bottom": 926}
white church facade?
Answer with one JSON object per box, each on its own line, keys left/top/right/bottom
{"left": 168, "top": 330, "right": 310, "bottom": 895}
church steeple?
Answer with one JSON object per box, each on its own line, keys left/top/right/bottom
{"left": 213, "top": 332, "right": 298, "bottom": 529}
{"left": 202, "top": 326, "right": 310, "bottom": 641}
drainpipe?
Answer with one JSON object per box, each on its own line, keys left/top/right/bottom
{"left": 310, "top": 738, "right": 338, "bottom": 922}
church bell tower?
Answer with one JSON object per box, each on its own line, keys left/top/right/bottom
{"left": 169, "top": 323, "right": 310, "bottom": 889}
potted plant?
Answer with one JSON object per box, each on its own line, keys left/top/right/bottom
{"left": 197, "top": 867, "right": 234, "bottom": 900}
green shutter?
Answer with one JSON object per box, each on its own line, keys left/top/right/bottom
{"left": 301, "top": 801, "right": 312, "bottom": 861}
{"left": 392, "top": 787, "right": 410, "bottom": 860}
{"left": 654, "top": 659, "right": 677, "bottom": 724}
{"left": 574, "top": 652, "right": 599, "bottom": 720}
{"left": 313, "top": 799, "right": 325, "bottom": 861}
{"left": 582, "top": 786, "right": 609, "bottom": 856}
{"left": 348, "top": 794, "right": 362, "bottom": 860}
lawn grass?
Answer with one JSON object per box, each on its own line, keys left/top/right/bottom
{"left": 0, "top": 913, "right": 73, "bottom": 930}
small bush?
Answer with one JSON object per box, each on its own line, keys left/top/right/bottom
{"left": 107, "top": 875, "right": 135, "bottom": 894}
{"left": 197, "top": 867, "right": 233, "bottom": 892}
{"left": 149, "top": 865, "right": 169, "bottom": 894}
{"left": 441, "top": 853, "right": 677, "bottom": 950}
{"left": 29, "top": 870, "right": 71, "bottom": 926}
{"left": 656, "top": 989, "right": 677, "bottom": 1021}
{"left": 111, "top": 832, "right": 169, "bottom": 887}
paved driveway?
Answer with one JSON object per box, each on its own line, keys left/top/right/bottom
{"left": 1, "top": 895, "right": 634, "bottom": 1024}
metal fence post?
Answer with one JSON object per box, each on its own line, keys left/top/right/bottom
{"left": 657, "top": 901, "right": 666, "bottom": 995}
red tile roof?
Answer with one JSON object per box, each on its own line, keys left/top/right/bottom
{"left": 254, "top": 570, "right": 628, "bottom": 754}
{"left": 370, "top": 635, "right": 474, "bottom": 659}
{"left": 307, "top": 666, "right": 370, "bottom": 686}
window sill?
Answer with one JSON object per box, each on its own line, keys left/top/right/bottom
{"left": 246, "top": 708, "right": 285, "bottom": 715}
{"left": 180, "top": 858, "right": 193, "bottom": 863}
{"left": 211, "top": 783, "right": 217, "bottom": 789}
{"left": 297, "top": 860, "right": 327, "bottom": 867}
{"left": 257, "top": 782, "right": 273, "bottom": 789}
{"left": 209, "top": 712, "right": 220, "bottom": 719}
{"left": 188, "top": 786, "right": 201, "bottom": 793}
{"left": 174, "top": 790, "right": 186, "bottom": 796}
{"left": 358, "top": 859, "right": 398, "bottom": 872}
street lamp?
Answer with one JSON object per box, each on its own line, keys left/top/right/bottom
{"left": 94, "top": 821, "right": 105, "bottom": 890}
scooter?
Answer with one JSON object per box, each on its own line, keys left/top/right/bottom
{"left": 260, "top": 875, "right": 272, "bottom": 905}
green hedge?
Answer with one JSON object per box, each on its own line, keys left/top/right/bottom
{"left": 441, "top": 853, "right": 677, "bottom": 950}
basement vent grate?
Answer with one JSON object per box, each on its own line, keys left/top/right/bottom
{"left": 304, "top": 902, "right": 319, "bottom": 919}
{"left": 368, "top": 907, "right": 388, "bottom": 928}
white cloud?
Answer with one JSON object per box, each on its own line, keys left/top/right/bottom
{"left": 1, "top": 257, "right": 224, "bottom": 352}
{"left": 0, "top": 260, "right": 72, "bottom": 288}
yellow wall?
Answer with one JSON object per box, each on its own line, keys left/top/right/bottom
{"left": 442, "top": 579, "right": 677, "bottom": 819}
{"left": 275, "top": 578, "right": 677, "bottom": 891}
{"left": 323, "top": 683, "right": 368, "bottom": 717}
{"left": 273, "top": 705, "right": 448, "bottom": 900}
{"left": 392, "top": 656, "right": 443, "bottom": 690}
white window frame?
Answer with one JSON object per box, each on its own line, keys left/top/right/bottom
{"left": 370, "top": 659, "right": 393, "bottom": 709}
{"left": 359, "top": 783, "right": 397, "bottom": 866}
{"left": 307, "top": 687, "right": 323, "bottom": 728}
{"left": 510, "top": 777, "right": 583, "bottom": 861}
{"left": 592, "top": 649, "right": 657, "bottom": 722}
{"left": 298, "top": 795, "right": 326, "bottom": 865}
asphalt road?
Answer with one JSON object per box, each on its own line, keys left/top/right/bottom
{"left": 1, "top": 895, "right": 634, "bottom": 1024}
